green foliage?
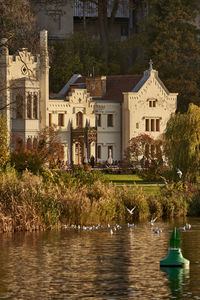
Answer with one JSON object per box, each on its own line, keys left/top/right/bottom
{"left": 72, "top": 166, "right": 106, "bottom": 186}
{"left": 164, "top": 104, "right": 200, "bottom": 181}
{"left": 50, "top": 32, "right": 126, "bottom": 93}
{"left": 0, "top": 114, "right": 9, "bottom": 168}
{"left": 145, "top": 0, "right": 199, "bottom": 76}
{"left": 138, "top": 164, "right": 169, "bottom": 182}
{"left": 142, "top": 0, "right": 200, "bottom": 112}
{"left": 11, "top": 150, "right": 43, "bottom": 174}
{"left": 41, "top": 168, "right": 72, "bottom": 186}
{"left": 50, "top": 33, "right": 107, "bottom": 92}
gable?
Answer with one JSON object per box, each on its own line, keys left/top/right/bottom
{"left": 128, "top": 69, "right": 178, "bottom": 101}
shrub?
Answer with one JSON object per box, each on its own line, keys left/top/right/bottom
{"left": 11, "top": 150, "right": 43, "bottom": 174}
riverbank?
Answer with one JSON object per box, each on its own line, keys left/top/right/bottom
{"left": 0, "top": 167, "right": 199, "bottom": 232}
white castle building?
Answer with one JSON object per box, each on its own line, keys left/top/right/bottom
{"left": 0, "top": 31, "right": 177, "bottom": 164}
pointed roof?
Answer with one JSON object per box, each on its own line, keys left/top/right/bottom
{"left": 58, "top": 62, "right": 177, "bottom": 100}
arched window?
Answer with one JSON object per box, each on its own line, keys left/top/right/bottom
{"left": 15, "top": 137, "right": 24, "bottom": 151}
{"left": 33, "top": 95, "right": 38, "bottom": 119}
{"left": 27, "top": 138, "right": 32, "bottom": 150}
{"left": 76, "top": 112, "right": 83, "bottom": 128}
{"left": 16, "top": 95, "right": 23, "bottom": 119}
{"left": 33, "top": 138, "right": 38, "bottom": 150}
{"left": 27, "top": 94, "right": 32, "bottom": 119}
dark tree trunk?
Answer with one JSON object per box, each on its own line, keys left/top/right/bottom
{"left": 98, "top": 0, "right": 108, "bottom": 57}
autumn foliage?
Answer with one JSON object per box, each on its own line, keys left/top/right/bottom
{"left": 11, "top": 125, "right": 64, "bottom": 173}
{"left": 124, "top": 134, "right": 162, "bottom": 166}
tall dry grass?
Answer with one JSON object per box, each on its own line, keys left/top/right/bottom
{"left": 0, "top": 167, "right": 196, "bottom": 232}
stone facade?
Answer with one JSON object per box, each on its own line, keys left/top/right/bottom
{"left": 0, "top": 31, "right": 177, "bottom": 164}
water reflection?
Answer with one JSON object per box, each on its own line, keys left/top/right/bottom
{"left": 0, "top": 220, "right": 199, "bottom": 299}
{"left": 160, "top": 267, "right": 190, "bottom": 298}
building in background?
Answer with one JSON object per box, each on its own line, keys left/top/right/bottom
{"left": 31, "top": 0, "right": 149, "bottom": 41}
{"left": 0, "top": 31, "right": 177, "bottom": 164}
{"left": 31, "top": 0, "right": 74, "bottom": 40}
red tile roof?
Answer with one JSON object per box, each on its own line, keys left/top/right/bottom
{"left": 75, "top": 74, "right": 142, "bottom": 100}
{"left": 103, "top": 75, "right": 142, "bottom": 100}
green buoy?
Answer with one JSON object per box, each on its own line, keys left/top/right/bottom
{"left": 160, "top": 227, "right": 190, "bottom": 268}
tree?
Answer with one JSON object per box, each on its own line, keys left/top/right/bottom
{"left": 0, "top": 113, "right": 9, "bottom": 167}
{"left": 0, "top": 0, "right": 38, "bottom": 53}
{"left": 141, "top": 0, "right": 200, "bottom": 112}
{"left": 50, "top": 32, "right": 124, "bottom": 92}
{"left": 124, "top": 134, "right": 162, "bottom": 166}
{"left": 76, "top": 0, "right": 142, "bottom": 58}
{"left": 164, "top": 103, "right": 200, "bottom": 181}
{"left": 11, "top": 125, "right": 64, "bottom": 173}
{"left": 38, "top": 125, "right": 64, "bottom": 167}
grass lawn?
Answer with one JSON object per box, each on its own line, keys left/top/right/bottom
{"left": 103, "top": 174, "right": 162, "bottom": 195}
{"left": 103, "top": 174, "right": 143, "bottom": 184}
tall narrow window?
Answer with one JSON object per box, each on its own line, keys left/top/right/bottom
{"left": 27, "top": 94, "right": 32, "bottom": 119}
{"left": 16, "top": 95, "right": 23, "bottom": 119}
{"left": 108, "top": 145, "right": 113, "bottom": 158}
{"left": 151, "top": 119, "right": 155, "bottom": 131}
{"left": 149, "top": 100, "right": 156, "bottom": 107}
{"left": 15, "top": 137, "right": 24, "bottom": 151}
{"left": 145, "top": 119, "right": 149, "bottom": 131}
{"left": 27, "top": 138, "right": 32, "bottom": 150}
{"left": 76, "top": 112, "right": 83, "bottom": 128}
{"left": 33, "top": 138, "right": 38, "bottom": 150}
{"left": 58, "top": 113, "right": 64, "bottom": 126}
{"left": 49, "top": 113, "right": 52, "bottom": 126}
{"left": 33, "top": 95, "right": 38, "bottom": 119}
{"left": 97, "top": 145, "right": 101, "bottom": 159}
{"left": 96, "top": 114, "right": 101, "bottom": 127}
{"left": 156, "top": 119, "right": 160, "bottom": 131}
{"left": 107, "top": 114, "right": 113, "bottom": 127}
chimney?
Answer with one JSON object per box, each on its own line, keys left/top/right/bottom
{"left": 86, "top": 76, "right": 107, "bottom": 98}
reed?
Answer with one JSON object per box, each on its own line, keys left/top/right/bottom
{"left": 0, "top": 168, "right": 198, "bottom": 232}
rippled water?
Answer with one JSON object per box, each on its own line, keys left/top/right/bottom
{"left": 0, "top": 219, "right": 200, "bottom": 299}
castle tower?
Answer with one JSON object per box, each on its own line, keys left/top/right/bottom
{"left": 39, "top": 30, "right": 49, "bottom": 128}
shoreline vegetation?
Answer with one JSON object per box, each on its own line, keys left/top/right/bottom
{"left": 0, "top": 166, "right": 200, "bottom": 233}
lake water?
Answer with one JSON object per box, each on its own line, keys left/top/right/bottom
{"left": 0, "top": 218, "right": 200, "bottom": 299}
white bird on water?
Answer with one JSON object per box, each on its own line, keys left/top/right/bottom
{"left": 179, "top": 226, "right": 186, "bottom": 231}
{"left": 186, "top": 223, "right": 191, "bottom": 229}
{"left": 128, "top": 223, "right": 135, "bottom": 228}
{"left": 126, "top": 206, "right": 136, "bottom": 215}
